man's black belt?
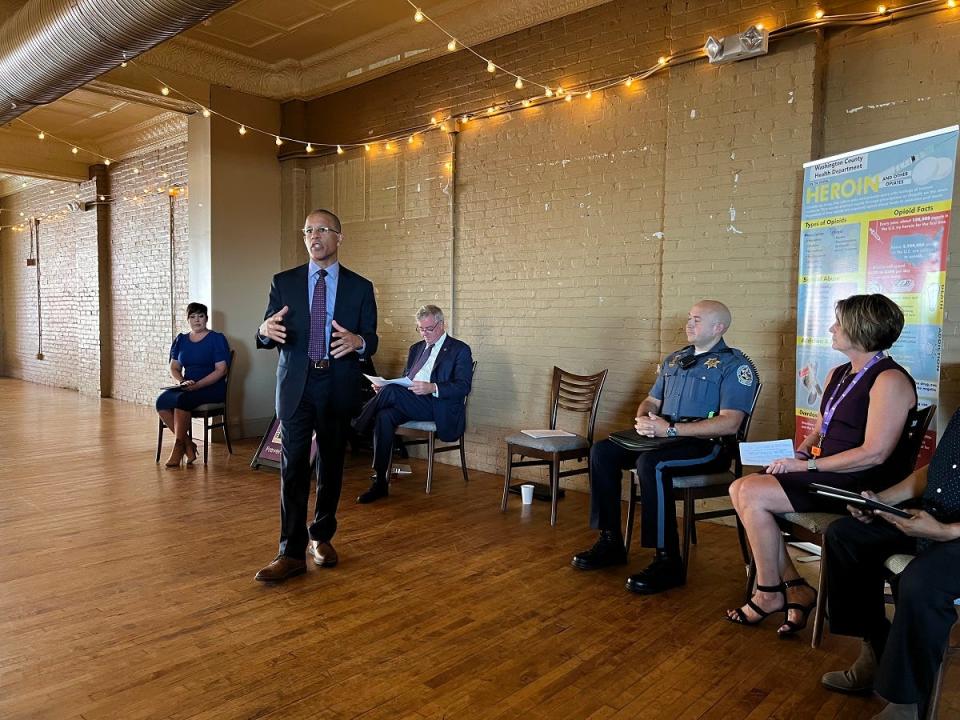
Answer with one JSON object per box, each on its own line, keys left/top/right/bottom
{"left": 310, "top": 359, "right": 330, "bottom": 370}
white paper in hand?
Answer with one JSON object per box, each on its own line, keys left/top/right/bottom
{"left": 738, "top": 439, "right": 796, "bottom": 466}
{"left": 364, "top": 374, "right": 414, "bottom": 388}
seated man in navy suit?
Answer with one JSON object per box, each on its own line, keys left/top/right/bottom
{"left": 352, "top": 305, "right": 473, "bottom": 503}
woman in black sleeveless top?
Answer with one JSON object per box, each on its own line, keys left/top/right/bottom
{"left": 727, "top": 295, "right": 917, "bottom": 636}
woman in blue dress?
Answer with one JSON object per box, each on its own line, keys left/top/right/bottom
{"left": 156, "top": 302, "right": 231, "bottom": 466}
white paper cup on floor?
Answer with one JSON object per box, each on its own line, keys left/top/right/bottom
{"left": 521, "top": 483, "right": 535, "bottom": 505}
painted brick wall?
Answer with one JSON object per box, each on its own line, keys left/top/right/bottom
{"left": 108, "top": 144, "right": 190, "bottom": 405}
{"left": 290, "top": 0, "right": 836, "bottom": 489}
{"left": 0, "top": 180, "right": 96, "bottom": 390}
{"left": 822, "top": 11, "right": 960, "bottom": 424}
{"left": 0, "top": 141, "right": 189, "bottom": 406}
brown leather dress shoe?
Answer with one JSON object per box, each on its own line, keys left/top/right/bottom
{"left": 309, "top": 540, "right": 338, "bottom": 567}
{"left": 254, "top": 554, "right": 306, "bottom": 582}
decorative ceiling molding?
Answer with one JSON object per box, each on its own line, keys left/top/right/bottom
{"left": 84, "top": 80, "right": 199, "bottom": 114}
{"left": 97, "top": 112, "right": 188, "bottom": 161}
{"left": 141, "top": 0, "right": 613, "bottom": 101}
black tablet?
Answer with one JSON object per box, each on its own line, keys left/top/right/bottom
{"left": 808, "top": 482, "right": 913, "bottom": 519}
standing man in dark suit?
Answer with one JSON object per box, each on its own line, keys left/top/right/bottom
{"left": 351, "top": 305, "right": 473, "bottom": 503}
{"left": 254, "top": 209, "right": 378, "bottom": 582}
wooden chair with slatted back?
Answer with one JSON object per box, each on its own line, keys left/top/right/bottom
{"left": 500, "top": 366, "right": 608, "bottom": 526}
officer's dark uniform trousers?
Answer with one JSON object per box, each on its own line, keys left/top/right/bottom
{"left": 589, "top": 437, "right": 730, "bottom": 554}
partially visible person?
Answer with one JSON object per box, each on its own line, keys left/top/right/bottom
{"left": 156, "top": 302, "right": 230, "bottom": 467}
{"left": 254, "top": 208, "right": 378, "bottom": 583}
{"left": 351, "top": 305, "right": 473, "bottom": 503}
{"left": 820, "top": 406, "right": 960, "bottom": 720}
{"left": 572, "top": 300, "right": 758, "bottom": 594}
{"left": 728, "top": 294, "right": 916, "bottom": 636}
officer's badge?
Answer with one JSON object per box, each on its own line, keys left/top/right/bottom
{"left": 704, "top": 358, "right": 721, "bottom": 369}
{"left": 737, "top": 364, "right": 754, "bottom": 386}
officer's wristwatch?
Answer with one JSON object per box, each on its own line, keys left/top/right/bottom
{"left": 807, "top": 458, "right": 818, "bottom": 472}
{"left": 666, "top": 423, "right": 679, "bottom": 438}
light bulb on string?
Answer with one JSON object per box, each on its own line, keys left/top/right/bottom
{"left": 565, "top": 94, "right": 573, "bottom": 102}
{"left": 522, "top": 99, "right": 531, "bottom": 108}
{"left": 37, "top": 131, "right": 44, "bottom": 140}
{"left": 202, "top": 108, "right": 211, "bottom": 118}
{"left": 815, "top": 9, "right": 825, "bottom": 18}
{"left": 238, "top": 125, "right": 247, "bottom": 135}
{"left": 556, "top": 86, "right": 565, "bottom": 96}
{"left": 487, "top": 61, "right": 496, "bottom": 73}
{"left": 877, "top": 4, "right": 887, "bottom": 13}
{"left": 431, "top": 116, "right": 438, "bottom": 125}
{"left": 337, "top": 145, "right": 344, "bottom": 154}
{"left": 71, "top": 146, "right": 79, "bottom": 154}
{"left": 515, "top": 77, "right": 524, "bottom": 89}
{"left": 414, "top": 9, "right": 424, "bottom": 22}
{"left": 161, "top": 86, "right": 170, "bottom": 96}
{"left": 585, "top": 89, "right": 593, "bottom": 99}
{"left": 364, "top": 144, "right": 371, "bottom": 152}
{"left": 544, "top": 87, "right": 553, "bottom": 97}
{"left": 275, "top": 136, "right": 283, "bottom": 146}
{"left": 120, "top": 61, "right": 128, "bottom": 68}
{"left": 624, "top": 77, "right": 634, "bottom": 87}
{"left": 658, "top": 56, "right": 668, "bottom": 65}
{"left": 948, "top": 0, "right": 956, "bottom": 7}
{"left": 408, "top": 135, "right": 415, "bottom": 144}
{"left": 104, "top": 158, "right": 111, "bottom": 166}
{"left": 447, "top": 39, "right": 456, "bottom": 51}
{"left": 306, "top": 143, "right": 314, "bottom": 153}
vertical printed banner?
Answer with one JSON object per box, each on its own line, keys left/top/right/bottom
{"left": 797, "top": 126, "right": 959, "bottom": 464}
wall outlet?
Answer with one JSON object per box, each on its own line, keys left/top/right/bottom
{"left": 26, "top": 258, "right": 36, "bottom": 266}
{"left": 35, "top": 352, "right": 44, "bottom": 360}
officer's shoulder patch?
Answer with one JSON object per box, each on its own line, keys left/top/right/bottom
{"left": 737, "top": 364, "right": 754, "bottom": 386}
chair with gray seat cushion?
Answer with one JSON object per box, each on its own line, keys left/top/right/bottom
{"left": 394, "top": 360, "right": 477, "bottom": 494}
{"left": 760, "top": 403, "right": 935, "bottom": 648}
{"left": 500, "top": 367, "right": 608, "bottom": 526}
{"left": 626, "top": 378, "right": 762, "bottom": 583}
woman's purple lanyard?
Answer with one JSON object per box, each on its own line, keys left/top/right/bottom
{"left": 816, "top": 352, "right": 885, "bottom": 452}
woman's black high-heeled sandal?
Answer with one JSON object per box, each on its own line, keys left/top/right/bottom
{"left": 726, "top": 582, "right": 786, "bottom": 626}
{"left": 777, "top": 577, "right": 818, "bottom": 638}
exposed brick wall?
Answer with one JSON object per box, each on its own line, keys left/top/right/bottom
{"left": 285, "top": 1, "right": 960, "bottom": 492}
{"left": 108, "top": 144, "right": 190, "bottom": 405}
{"left": 1, "top": 140, "right": 189, "bottom": 406}
{"left": 287, "top": 0, "right": 822, "bottom": 487}
{"left": 0, "top": 180, "right": 96, "bottom": 390}
{"left": 822, "top": 11, "right": 960, "bottom": 423}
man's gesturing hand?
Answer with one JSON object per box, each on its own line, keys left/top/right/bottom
{"left": 260, "top": 306, "right": 289, "bottom": 344}
{"left": 329, "top": 319, "right": 362, "bottom": 358}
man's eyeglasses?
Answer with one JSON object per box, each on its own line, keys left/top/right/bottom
{"left": 416, "top": 321, "right": 442, "bottom": 334}
{"left": 303, "top": 226, "right": 340, "bottom": 236}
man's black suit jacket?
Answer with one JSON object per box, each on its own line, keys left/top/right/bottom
{"left": 257, "top": 263, "right": 378, "bottom": 421}
{"left": 403, "top": 336, "right": 473, "bottom": 441}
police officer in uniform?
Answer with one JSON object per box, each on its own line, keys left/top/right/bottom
{"left": 572, "top": 300, "right": 759, "bottom": 594}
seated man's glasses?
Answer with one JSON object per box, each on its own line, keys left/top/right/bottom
{"left": 417, "top": 322, "right": 441, "bottom": 334}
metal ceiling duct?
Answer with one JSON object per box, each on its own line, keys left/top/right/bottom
{"left": 0, "top": 0, "right": 239, "bottom": 125}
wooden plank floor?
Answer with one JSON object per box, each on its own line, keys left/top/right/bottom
{"left": 1, "top": 377, "right": 954, "bottom": 720}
